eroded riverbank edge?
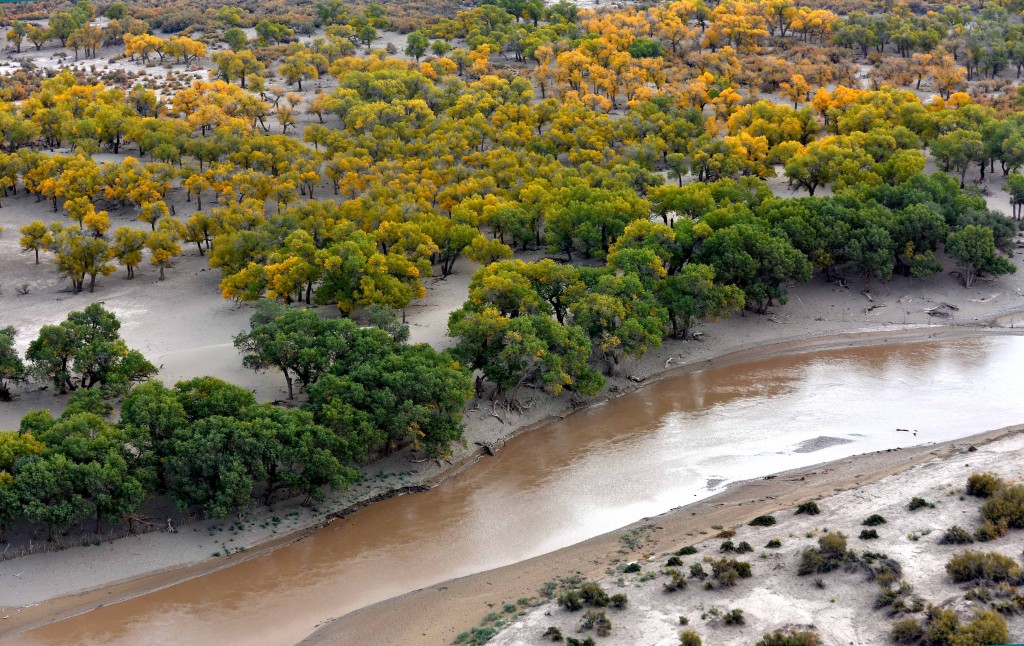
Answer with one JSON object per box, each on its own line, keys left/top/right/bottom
{"left": 3, "top": 312, "right": 1024, "bottom": 641}
{"left": 301, "top": 423, "right": 1024, "bottom": 646}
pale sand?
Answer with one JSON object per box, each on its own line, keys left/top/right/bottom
{"left": 303, "top": 424, "right": 1024, "bottom": 645}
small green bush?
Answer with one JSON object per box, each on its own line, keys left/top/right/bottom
{"left": 675, "top": 545, "right": 698, "bottom": 556}
{"left": 890, "top": 618, "right": 924, "bottom": 643}
{"left": 623, "top": 562, "right": 641, "bottom": 573}
{"left": 859, "top": 529, "right": 879, "bottom": 540}
{"left": 908, "top": 497, "right": 933, "bottom": 511}
{"left": 736, "top": 541, "right": 754, "bottom": 554}
{"left": 720, "top": 540, "right": 735, "bottom": 552}
{"left": 919, "top": 607, "right": 1008, "bottom": 646}
{"left": 795, "top": 501, "right": 820, "bottom": 515}
{"left": 679, "top": 629, "right": 702, "bottom": 646}
{"left": 749, "top": 515, "right": 777, "bottom": 527}
{"left": 609, "top": 593, "right": 627, "bottom": 609}
{"left": 565, "top": 637, "right": 595, "bottom": 646}
{"left": 981, "top": 484, "right": 1024, "bottom": 528}
{"left": 664, "top": 568, "right": 687, "bottom": 592}
{"left": 966, "top": 472, "right": 1004, "bottom": 498}
{"left": 941, "top": 526, "right": 974, "bottom": 545}
{"left": 578, "top": 582, "right": 609, "bottom": 607}
{"left": 863, "top": 514, "right": 887, "bottom": 526}
{"left": 798, "top": 532, "right": 850, "bottom": 575}
{"left": 543, "top": 625, "right": 564, "bottom": 641}
{"left": 766, "top": 538, "right": 782, "bottom": 548}
{"left": 558, "top": 590, "right": 582, "bottom": 611}
{"left": 689, "top": 563, "right": 707, "bottom": 579}
{"left": 710, "top": 557, "right": 752, "bottom": 586}
{"left": 755, "top": 629, "right": 823, "bottom": 646}
{"left": 946, "top": 551, "right": 1023, "bottom": 584}
{"left": 716, "top": 529, "right": 736, "bottom": 539}
{"left": 579, "top": 609, "right": 611, "bottom": 637}
{"left": 666, "top": 556, "right": 683, "bottom": 567}
{"left": 723, "top": 608, "right": 745, "bottom": 625}
{"left": 974, "top": 519, "right": 1007, "bottom": 542}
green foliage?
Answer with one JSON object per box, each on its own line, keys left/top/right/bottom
{"left": 980, "top": 484, "right": 1024, "bottom": 529}
{"left": 795, "top": 501, "right": 820, "bottom": 515}
{"left": 945, "top": 225, "right": 1016, "bottom": 288}
{"left": 578, "top": 609, "right": 611, "bottom": 636}
{"left": 945, "top": 551, "right": 1023, "bottom": 584}
{"left": 749, "top": 514, "right": 777, "bottom": 527}
{"left": 766, "top": 538, "right": 782, "bottom": 548}
{"left": 26, "top": 304, "right": 156, "bottom": 396}
{"left": 679, "top": 630, "right": 702, "bottom": 646}
{"left": 890, "top": 619, "right": 924, "bottom": 644}
{"left": 709, "top": 557, "right": 752, "bottom": 586}
{"left": 722, "top": 608, "right": 745, "bottom": 625}
{"left": 798, "top": 532, "right": 851, "bottom": 575}
{"left": 863, "top": 514, "right": 887, "bottom": 526}
{"left": 966, "top": 472, "right": 1003, "bottom": 498}
{"left": 676, "top": 545, "right": 698, "bottom": 556}
{"left": 859, "top": 529, "right": 879, "bottom": 540}
{"left": 755, "top": 629, "right": 822, "bottom": 646}
{"left": 941, "top": 526, "right": 974, "bottom": 545}
{"left": 666, "top": 555, "right": 682, "bottom": 567}
{"left": 908, "top": 497, "right": 934, "bottom": 511}
{"left": 0, "top": 326, "right": 27, "bottom": 401}
{"left": 663, "top": 568, "right": 687, "bottom": 592}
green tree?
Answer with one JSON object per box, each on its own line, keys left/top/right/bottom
{"left": 696, "top": 224, "right": 812, "bottom": 314}
{"left": 656, "top": 264, "right": 744, "bottom": 339}
{"left": 945, "top": 225, "right": 1016, "bottom": 287}
{"left": 405, "top": 31, "right": 429, "bottom": 61}
{"left": 0, "top": 327, "right": 27, "bottom": 401}
{"left": 25, "top": 304, "right": 156, "bottom": 394}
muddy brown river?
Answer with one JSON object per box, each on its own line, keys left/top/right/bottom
{"left": 10, "top": 334, "right": 1024, "bottom": 645}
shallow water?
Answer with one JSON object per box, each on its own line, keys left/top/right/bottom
{"left": 12, "top": 334, "right": 1024, "bottom": 646}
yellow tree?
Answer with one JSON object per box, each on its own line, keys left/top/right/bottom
{"left": 146, "top": 218, "right": 184, "bottom": 281}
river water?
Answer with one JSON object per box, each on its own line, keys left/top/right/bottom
{"left": 12, "top": 334, "right": 1024, "bottom": 645}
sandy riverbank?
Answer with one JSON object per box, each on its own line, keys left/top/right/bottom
{"left": 2, "top": 182, "right": 1024, "bottom": 636}
{"left": 303, "top": 423, "right": 1024, "bottom": 645}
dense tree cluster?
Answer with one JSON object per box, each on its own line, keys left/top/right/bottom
{"left": 0, "top": 303, "right": 471, "bottom": 541}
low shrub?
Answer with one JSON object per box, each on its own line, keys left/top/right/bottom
{"left": 565, "top": 637, "right": 595, "bottom": 646}
{"left": 666, "top": 556, "right": 683, "bottom": 567}
{"left": 908, "top": 497, "right": 934, "bottom": 511}
{"left": 890, "top": 618, "right": 924, "bottom": 643}
{"left": 876, "top": 581, "right": 922, "bottom": 614}
{"left": 749, "top": 515, "right": 777, "bottom": 527}
{"left": 796, "top": 501, "right": 820, "bottom": 515}
{"left": 689, "top": 563, "right": 707, "bottom": 579}
{"left": 679, "top": 630, "right": 702, "bottom": 646}
{"left": 609, "top": 593, "right": 627, "bottom": 609}
{"left": 543, "top": 626, "right": 563, "bottom": 641}
{"left": 967, "top": 472, "right": 1004, "bottom": 498}
{"left": 946, "top": 551, "right": 1023, "bottom": 584}
{"left": 766, "top": 538, "right": 782, "bottom": 548}
{"left": 974, "top": 519, "right": 1007, "bottom": 542}
{"left": 981, "top": 484, "right": 1024, "bottom": 528}
{"left": 578, "top": 582, "right": 609, "bottom": 607}
{"left": 558, "top": 590, "right": 582, "bottom": 611}
{"left": 941, "top": 526, "right": 974, "bottom": 545}
{"left": 664, "top": 568, "right": 687, "bottom": 592}
{"left": 798, "top": 532, "right": 851, "bottom": 576}
{"left": 579, "top": 609, "right": 611, "bottom": 637}
{"left": 863, "top": 514, "right": 887, "bottom": 526}
{"left": 859, "top": 529, "right": 879, "bottom": 540}
{"left": 920, "top": 607, "right": 1008, "bottom": 646}
{"left": 675, "top": 545, "right": 698, "bottom": 556}
{"left": 720, "top": 540, "right": 735, "bottom": 552}
{"left": 755, "top": 629, "right": 823, "bottom": 646}
{"left": 622, "top": 562, "right": 641, "bottom": 573}
{"left": 716, "top": 529, "right": 736, "bottom": 539}
{"left": 723, "top": 608, "right": 745, "bottom": 625}
{"left": 736, "top": 541, "right": 754, "bottom": 553}
{"left": 710, "top": 557, "right": 752, "bottom": 586}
